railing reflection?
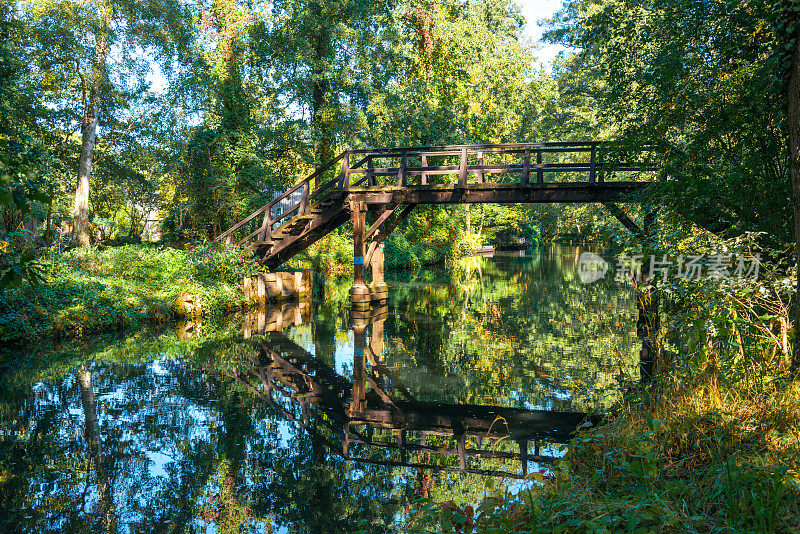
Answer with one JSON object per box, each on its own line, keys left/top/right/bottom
{"left": 228, "top": 302, "right": 596, "bottom": 479}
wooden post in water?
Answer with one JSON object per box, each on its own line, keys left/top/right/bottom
{"left": 342, "top": 423, "right": 350, "bottom": 458}
{"left": 369, "top": 315, "right": 385, "bottom": 364}
{"left": 518, "top": 439, "right": 529, "bottom": 476}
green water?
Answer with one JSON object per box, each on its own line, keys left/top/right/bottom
{"left": 0, "top": 246, "right": 639, "bottom": 533}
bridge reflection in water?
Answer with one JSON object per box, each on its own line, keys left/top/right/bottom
{"left": 227, "top": 301, "right": 598, "bottom": 479}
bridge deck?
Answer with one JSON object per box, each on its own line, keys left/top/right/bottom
{"left": 349, "top": 181, "right": 644, "bottom": 205}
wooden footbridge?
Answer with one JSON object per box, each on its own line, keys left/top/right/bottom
{"left": 216, "top": 142, "right": 656, "bottom": 273}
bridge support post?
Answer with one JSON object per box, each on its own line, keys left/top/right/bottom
{"left": 369, "top": 241, "right": 388, "bottom": 303}
{"left": 350, "top": 200, "right": 369, "bottom": 309}
{"left": 369, "top": 314, "right": 385, "bottom": 364}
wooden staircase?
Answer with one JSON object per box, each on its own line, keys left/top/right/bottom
{"left": 215, "top": 142, "right": 657, "bottom": 270}
{"left": 215, "top": 151, "right": 353, "bottom": 270}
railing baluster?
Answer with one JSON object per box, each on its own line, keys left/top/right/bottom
{"left": 589, "top": 143, "right": 597, "bottom": 184}
{"left": 338, "top": 151, "right": 350, "bottom": 188}
{"left": 478, "top": 151, "right": 485, "bottom": 183}
{"left": 299, "top": 182, "right": 310, "bottom": 215}
{"left": 458, "top": 147, "right": 467, "bottom": 186}
{"left": 258, "top": 206, "right": 272, "bottom": 241}
{"left": 597, "top": 144, "right": 604, "bottom": 183}
{"left": 367, "top": 157, "right": 375, "bottom": 186}
{"left": 421, "top": 154, "right": 428, "bottom": 185}
{"left": 537, "top": 150, "right": 543, "bottom": 183}
{"left": 397, "top": 151, "right": 407, "bottom": 187}
{"left": 522, "top": 148, "right": 531, "bottom": 185}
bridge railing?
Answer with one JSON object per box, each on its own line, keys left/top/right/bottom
{"left": 216, "top": 142, "right": 658, "bottom": 246}
{"left": 338, "top": 142, "right": 658, "bottom": 189}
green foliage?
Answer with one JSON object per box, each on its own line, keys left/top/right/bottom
{"left": 285, "top": 229, "right": 354, "bottom": 275}
{"left": 545, "top": 0, "right": 789, "bottom": 246}
{"left": 405, "top": 402, "right": 800, "bottom": 533}
{"left": 0, "top": 147, "right": 50, "bottom": 287}
{"left": 0, "top": 244, "right": 254, "bottom": 343}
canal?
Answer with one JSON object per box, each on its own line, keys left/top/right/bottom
{"left": 0, "top": 246, "right": 639, "bottom": 533}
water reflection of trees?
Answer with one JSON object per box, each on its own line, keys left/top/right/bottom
{"left": 0, "top": 249, "right": 639, "bottom": 531}
{"left": 0, "top": 344, "right": 402, "bottom": 533}
{"left": 381, "top": 250, "right": 639, "bottom": 411}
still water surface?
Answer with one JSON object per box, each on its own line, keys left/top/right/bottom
{"left": 1, "top": 246, "right": 638, "bottom": 533}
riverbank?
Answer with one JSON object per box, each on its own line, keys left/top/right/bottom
{"left": 409, "top": 371, "right": 800, "bottom": 532}
{"left": 0, "top": 244, "right": 255, "bottom": 343}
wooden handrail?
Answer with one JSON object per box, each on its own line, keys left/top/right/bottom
{"left": 215, "top": 204, "right": 267, "bottom": 241}
{"left": 345, "top": 141, "right": 604, "bottom": 154}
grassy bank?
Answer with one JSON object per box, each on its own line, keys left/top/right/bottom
{"left": 0, "top": 243, "right": 256, "bottom": 343}
{"left": 408, "top": 374, "right": 800, "bottom": 533}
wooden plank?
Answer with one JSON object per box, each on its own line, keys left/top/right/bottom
{"left": 337, "top": 152, "right": 350, "bottom": 188}
{"left": 373, "top": 204, "right": 415, "bottom": 244}
{"left": 603, "top": 202, "right": 644, "bottom": 237}
{"left": 351, "top": 162, "right": 634, "bottom": 177}
{"left": 351, "top": 200, "right": 366, "bottom": 286}
{"left": 522, "top": 148, "right": 531, "bottom": 185}
{"left": 367, "top": 157, "right": 375, "bottom": 186}
{"left": 299, "top": 182, "right": 310, "bottom": 215}
{"left": 365, "top": 204, "right": 399, "bottom": 239}
{"left": 537, "top": 150, "right": 543, "bottom": 184}
{"left": 349, "top": 182, "right": 645, "bottom": 205}
{"left": 344, "top": 141, "right": 609, "bottom": 155}
{"left": 236, "top": 227, "right": 262, "bottom": 246}
{"left": 258, "top": 207, "right": 272, "bottom": 241}
{"left": 214, "top": 205, "right": 266, "bottom": 241}
{"left": 340, "top": 456, "right": 527, "bottom": 479}
{"left": 345, "top": 437, "right": 558, "bottom": 462}
{"left": 364, "top": 240, "right": 378, "bottom": 268}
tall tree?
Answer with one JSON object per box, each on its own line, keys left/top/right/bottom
{"left": 781, "top": 0, "right": 800, "bottom": 373}
{"left": 22, "top": 0, "right": 192, "bottom": 246}
{"left": 545, "top": 0, "right": 788, "bottom": 241}
{"left": 252, "top": 0, "right": 399, "bottom": 179}
{"left": 78, "top": 365, "right": 118, "bottom": 531}
{"left": 72, "top": 0, "right": 111, "bottom": 247}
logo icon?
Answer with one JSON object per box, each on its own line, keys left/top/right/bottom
{"left": 578, "top": 252, "right": 608, "bottom": 283}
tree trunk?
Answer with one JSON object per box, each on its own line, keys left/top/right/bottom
{"left": 788, "top": 4, "right": 800, "bottom": 376}
{"left": 72, "top": 0, "right": 111, "bottom": 247}
{"left": 310, "top": 1, "right": 333, "bottom": 187}
{"left": 45, "top": 183, "right": 52, "bottom": 245}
